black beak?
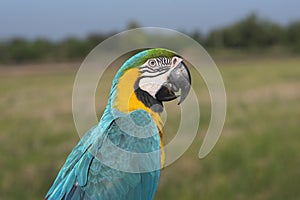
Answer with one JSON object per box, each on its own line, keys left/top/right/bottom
{"left": 155, "top": 61, "right": 191, "bottom": 105}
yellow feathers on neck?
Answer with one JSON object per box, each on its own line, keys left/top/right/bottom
{"left": 113, "top": 68, "right": 163, "bottom": 131}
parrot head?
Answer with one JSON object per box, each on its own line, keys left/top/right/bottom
{"left": 110, "top": 48, "right": 191, "bottom": 115}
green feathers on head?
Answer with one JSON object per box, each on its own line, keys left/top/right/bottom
{"left": 113, "top": 48, "right": 178, "bottom": 83}
{"left": 123, "top": 48, "right": 177, "bottom": 70}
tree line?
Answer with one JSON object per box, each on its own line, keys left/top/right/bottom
{"left": 0, "top": 14, "right": 299, "bottom": 64}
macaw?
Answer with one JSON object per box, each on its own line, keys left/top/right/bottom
{"left": 45, "top": 48, "right": 191, "bottom": 200}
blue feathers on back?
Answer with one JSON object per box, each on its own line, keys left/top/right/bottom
{"left": 46, "top": 109, "right": 161, "bottom": 200}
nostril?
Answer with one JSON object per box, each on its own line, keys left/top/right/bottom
{"left": 172, "top": 58, "right": 177, "bottom": 65}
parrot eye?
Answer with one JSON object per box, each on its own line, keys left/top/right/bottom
{"left": 148, "top": 59, "right": 157, "bottom": 67}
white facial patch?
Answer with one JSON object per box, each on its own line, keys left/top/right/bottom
{"left": 138, "top": 73, "right": 170, "bottom": 97}
{"left": 138, "top": 56, "right": 183, "bottom": 98}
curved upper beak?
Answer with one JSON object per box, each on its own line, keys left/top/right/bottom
{"left": 170, "top": 61, "right": 191, "bottom": 104}
{"left": 155, "top": 60, "right": 191, "bottom": 105}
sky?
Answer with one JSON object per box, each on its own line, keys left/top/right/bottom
{"left": 1, "top": 0, "right": 300, "bottom": 40}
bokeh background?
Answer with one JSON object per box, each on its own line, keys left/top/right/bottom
{"left": 1, "top": 1, "right": 300, "bottom": 199}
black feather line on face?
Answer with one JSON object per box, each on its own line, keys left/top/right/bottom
{"left": 134, "top": 79, "right": 163, "bottom": 113}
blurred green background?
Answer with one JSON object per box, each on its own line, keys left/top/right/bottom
{"left": 1, "top": 1, "right": 300, "bottom": 200}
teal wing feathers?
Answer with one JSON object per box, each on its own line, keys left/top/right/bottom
{"left": 46, "top": 109, "right": 161, "bottom": 200}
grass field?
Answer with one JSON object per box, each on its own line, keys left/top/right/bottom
{"left": 0, "top": 55, "right": 300, "bottom": 200}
